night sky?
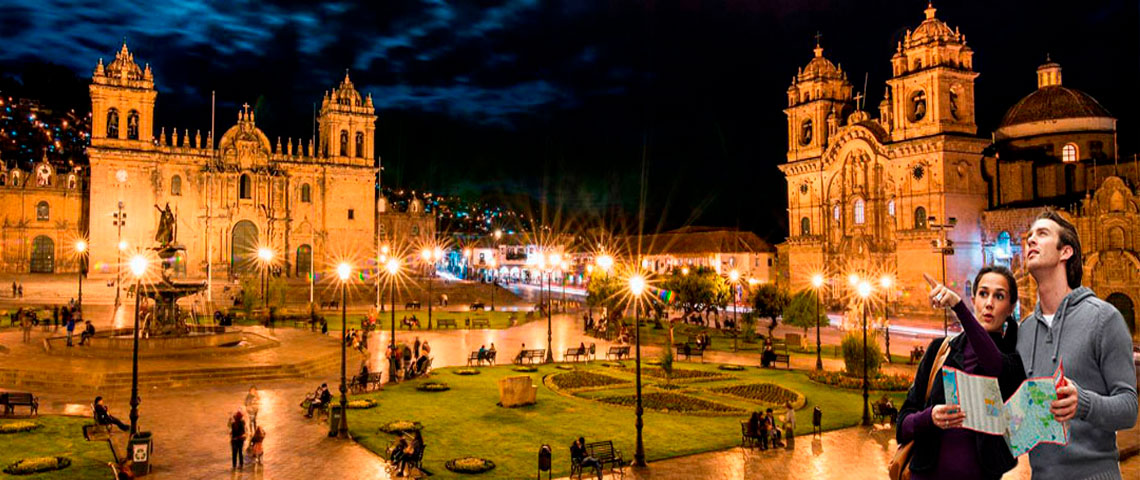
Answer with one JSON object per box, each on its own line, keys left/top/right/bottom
{"left": 1, "top": 0, "right": 1137, "bottom": 241}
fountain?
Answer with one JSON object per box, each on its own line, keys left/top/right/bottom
{"left": 138, "top": 203, "right": 207, "bottom": 336}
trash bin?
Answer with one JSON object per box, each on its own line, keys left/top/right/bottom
{"left": 128, "top": 431, "right": 154, "bottom": 475}
{"left": 328, "top": 405, "right": 344, "bottom": 437}
{"left": 537, "top": 444, "right": 552, "bottom": 479}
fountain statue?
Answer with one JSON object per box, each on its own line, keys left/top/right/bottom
{"left": 139, "top": 203, "right": 207, "bottom": 336}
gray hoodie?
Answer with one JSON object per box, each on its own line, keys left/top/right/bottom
{"left": 1017, "top": 286, "right": 1138, "bottom": 480}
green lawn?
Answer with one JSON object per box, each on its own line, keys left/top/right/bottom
{"left": 223, "top": 309, "right": 534, "bottom": 331}
{"left": 347, "top": 362, "right": 907, "bottom": 479}
{"left": 0, "top": 416, "right": 116, "bottom": 479}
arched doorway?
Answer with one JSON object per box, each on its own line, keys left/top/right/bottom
{"left": 1106, "top": 292, "right": 1136, "bottom": 337}
{"left": 30, "top": 236, "right": 54, "bottom": 273}
{"left": 231, "top": 221, "right": 258, "bottom": 275}
{"left": 296, "top": 245, "right": 313, "bottom": 278}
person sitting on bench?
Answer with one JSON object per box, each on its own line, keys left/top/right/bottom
{"left": 305, "top": 384, "right": 332, "bottom": 417}
{"left": 514, "top": 343, "right": 527, "bottom": 364}
{"left": 357, "top": 362, "right": 370, "bottom": 387}
{"left": 94, "top": 396, "right": 129, "bottom": 432}
{"left": 761, "top": 343, "right": 776, "bottom": 368}
{"left": 477, "top": 345, "right": 488, "bottom": 363}
{"left": 79, "top": 320, "right": 96, "bottom": 346}
{"left": 570, "top": 436, "right": 603, "bottom": 480}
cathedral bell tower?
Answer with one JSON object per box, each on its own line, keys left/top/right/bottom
{"left": 318, "top": 72, "right": 376, "bottom": 163}
{"left": 89, "top": 42, "right": 157, "bottom": 146}
{"left": 886, "top": 3, "right": 978, "bottom": 140}
{"left": 785, "top": 39, "right": 853, "bottom": 162}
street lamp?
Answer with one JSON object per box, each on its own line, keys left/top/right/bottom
{"left": 560, "top": 260, "right": 569, "bottom": 311}
{"left": 421, "top": 247, "right": 443, "bottom": 330}
{"left": 75, "top": 240, "right": 87, "bottom": 315}
{"left": 113, "top": 201, "right": 126, "bottom": 308}
{"left": 386, "top": 258, "right": 400, "bottom": 383}
{"left": 596, "top": 254, "right": 614, "bottom": 272}
{"left": 856, "top": 279, "right": 873, "bottom": 427}
{"left": 811, "top": 273, "right": 825, "bottom": 370}
{"left": 629, "top": 273, "right": 648, "bottom": 468}
{"left": 880, "top": 275, "right": 893, "bottom": 364}
{"left": 335, "top": 262, "right": 351, "bottom": 438}
{"left": 929, "top": 216, "right": 957, "bottom": 336}
{"left": 544, "top": 253, "right": 560, "bottom": 364}
{"left": 378, "top": 245, "right": 390, "bottom": 312}
{"left": 463, "top": 248, "right": 472, "bottom": 279}
{"left": 128, "top": 254, "right": 147, "bottom": 436}
{"left": 728, "top": 269, "right": 740, "bottom": 352}
{"left": 258, "top": 247, "right": 273, "bottom": 309}
{"left": 488, "top": 257, "right": 498, "bottom": 311}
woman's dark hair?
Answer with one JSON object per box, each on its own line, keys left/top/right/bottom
{"left": 971, "top": 265, "right": 1018, "bottom": 306}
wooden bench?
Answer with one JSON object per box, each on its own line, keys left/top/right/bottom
{"left": 1, "top": 392, "right": 39, "bottom": 416}
{"left": 436, "top": 318, "right": 457, "bottom": 329}
{"left": 320, "top": 300, "right": 338, "bottom": 310}
{"left": 873, "top": 401, "right": 898, "bottom": 425}
{"left": 349, "top": 372, "right": 384, "bottom": 393}
{"left": 467, "top": 351, "right": 487, "bottom": 366}
{"left": 740, "top": 421, "right": 761, "bottom": 448}
{"left": 514, "top": 349, "right": 545, "bottom": 365}
{"left": 470, "top": 302, "right": 485, "bottom": 311}
{"left": 405, "top": 301, "right": 421, "bottom": 310}
{"left": 772, "top": 352, "right": 791, "bottom": 369}
{"left": 563, "top": 348, "right": 586, "bottom": 362}
{"left": 675, "top": 343, "right": 705, "bottom": 362}
{"left": 606, "top": 345, "right": 630, "bottom": 360}
{"left": 470, "top": 318, "right": 490, "bottom": 329}
{"left": 585, "top": 440, "right": 625, "bottom": 478}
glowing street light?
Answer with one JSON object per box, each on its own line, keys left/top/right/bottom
{"left": 75, "top": 240, "right": 87, "bottom": 314}
{"left": 385, "top": 258, "right": 401, "bottom": 383}
{"left": 811, "top": 273, "right": 825, "bottom": 370}
{"left": 880, "top": 275, "right": 894, "bottom": 364}
{"left": 628, "top": 272, "right": 648, "bottom": 467}
{"left": 848, "top": 273, "right": 859, "bottom": 287}
{"left": 258, "top": 247, "right": 274, "bottom": 308}
{"left": 596, "top": 254, "right": 614, "bottom": 272}
{"left": 728, "top": 269, "right": 741, "bottom": 352}
{"left": 127, "top": 254, "right": 148, "bottom": 436}
{"left": 857, "top": 279, "right": 872, "bottom": 427}
{"left": 335, "top": 261, "right": 351, "bottom": 438}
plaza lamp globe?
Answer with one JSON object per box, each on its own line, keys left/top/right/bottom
{"left": 848, "top": 273, "right": 860, "bottom": 287}
{"left": 596, "top": 254, "right": 614, "bottom": 272}
{"left": 857, "top": 279, "right": 873, "bottom": 426}
{"left": 335, "top": 261, "right": 352, "bottom": 438}
{"left": 880, "top": 275, "right": 894, "bottom": 364}
{"left": 118, "top": 240, "right": 129, "bottom": 252}
{"left": 811, "top": 273, "right": 825, "bottom": 370}
{"left": 629, "top": 272, "right": 648, "bottom": 467}
{"left": 75, "top": 240, "right": 87, "bottom": 310}
{"left": 127, "top": 254, "right": 148, "bottom": 436}
{"left": 75, "top": 240, "right": 87, "bottom": 253}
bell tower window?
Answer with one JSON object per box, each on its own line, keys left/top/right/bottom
{"left": 800, "top": 217, "right": 811, "bottom": 236}
{"left": 908, "top": 90, "right": 927, "bottom": 122}
{"left": 339, "top": 130, "right": 348, "bottom": 156}
{"left": 355, "top": 132, "right": 364, "bottom": 158}
{"left": 854, "top": 198, "right": 865, "bottom": 224}
{"left": 106, "top": 109, "right": 120, "bottom": 139}
{"left": 127, "top": 110, "right": 140, "bottom": 140}
{"left": 800, "top": 119, "right": 813, "bottom": 145}
{"left": 914, "top": 207, "right": 927, "bottom": 229}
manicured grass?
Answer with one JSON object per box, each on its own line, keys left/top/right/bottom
{"left": 347, "top": 362, "right": 907, "bottom": 479}
{"left": 0, "top": 416, "right": 116, "bottom": 480}
{"left": 225, "top": 309, "right": 535, "bottom": 331}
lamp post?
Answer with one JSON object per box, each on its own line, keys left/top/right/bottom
{"left": 880, "top": 275, "right": 893, "bottom": 364}
{"left": 127, "top": 255, "right": 147, "bottom": 436}
{"left": 336, "top": 262, "right": 351, "bottom": 438}
{"left": 728, "top": 269, "right": 740, "bottom": 352}
{"left": 488, "top": 257, "right": 497, "bottom": 311}
{"left": 386, "top": 258, "right": 400, "bottom": 383}
{"left": 545, "top": 253, "right": 560, "bottom": 364}
{"left": 258, "top": 247, "right": 273, "bottom": 309}
{"left": 811, "top": 273, "right": 824, "bottom": 370}
{"left": 421, "top": 247, "right": 442, "bottom": 330}
{"left": 378, "top": 245, "right": 389, "bottom": 312}
{"left": 113, "top": 201, "right": 126, "bottom": 308}
{"left": 463, "top": 248, "right": 472, "bottom": 280}
{"left": 629, "top": 274, "right": 648, "bottom": 467}
{"left": 560, "top": 260, "right": 569, "bottom": 312}
{"left": 75, "top": 240, "right": 87, "bottom": 315}
{"left": 929, "top": 216, "right": 957, "bottom": 336}
{"left": 856, "top": 279, "right": 873, "bottom": 427}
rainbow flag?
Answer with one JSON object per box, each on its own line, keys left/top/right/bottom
{"left": 658, "top": 289, "right": 675, "bottom": 304}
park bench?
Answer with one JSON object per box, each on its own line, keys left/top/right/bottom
{"left": 470, "top": 302, "right": 485, "bottom": 311}
{"left": 606, "top": 345, "right": 630, "bottom": 360}
{"left": 470, "top": 317, "right": 490, "bottom": 329}
{"left": 320, "top": 300, "right": 338, "bottom": 310}
{"left": 467, "top": 351, "right": 488, "bottom": 366}
{"left": 405, "top": 301, "right": 421, "bottom": 310}
{"left": 772, "top": 352, "right": 791, "bottom": 369}
{"left": 740, "top": 421, "right": 762, "bottom": 448}
{"left": 872, "top": 399, "right": 898, "bottom": 425}
{"left": 513, "top": 349, "right": 545, "bottom": 365}
{"left": 584, "top": 440, "right": 625, "bottom": 478}
{"left": 563, "top": 348, "right": 587, "bottom": 362}
{"left": 349, "top": 372, "right": 385, "bottom": 394}
{"left": 437, "top": 318, "right": 457, "bottom": 329}
{"left": 675, "top": 343, "right": 705, "bottom": 362}
{"left": 0, "top": 392, "right": 39, "bottom": 416}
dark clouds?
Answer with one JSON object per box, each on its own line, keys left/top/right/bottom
{"left": 1, "top": 0, "right": 1137, "bottom": 239}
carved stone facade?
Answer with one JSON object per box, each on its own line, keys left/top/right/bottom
{"left": 0, "top": 152, "right": 86, "bottom": 273}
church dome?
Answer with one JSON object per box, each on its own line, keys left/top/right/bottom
{"left": 105, "top": 43, "right": 144, "bottom": 80}
{"left": 329, "top": 72, "right": 364, "bottom": 107}
{"left": 998, "top": 61, "right": 1112, "bottom": 129}
{"left": 910, "top": 5, "right": 957, "bottom": 44}
{"left": 799, "top": 44, "right": 843, "bottom": 80}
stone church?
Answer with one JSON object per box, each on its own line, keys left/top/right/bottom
{"left": 1, "top": 43, "right": 433, "bottom": 280}
{"left": 778, "top": 4, "right": 1138, "bottom": 340}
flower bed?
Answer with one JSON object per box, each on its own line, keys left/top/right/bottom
{"left": 378, "top": 420, "right": 423, "bottom": 434}
{"left": 0, "top": 421, "right": 42, "bottom": 434}
{"left": 555, "top": 365, "right": 575, "bottom": 370}
{"left": 453, "top": 368, "right": 481, "bottom": 375}
{"left": 621, "top": 367, "right": 728, "bottom": 381}
{"left": 807, "top": 370, "right": 912, "bottom": 391}
{"left": 709, "top": 383, "right": 805, "bottom": 408}
{"left": 600, "top": 362, "right": 624, "bottom": 368}
{"left": 445, "top": 457, "right": 496, "bottom": 474}
{"left": 417, "top": 382, "right": 451, "bottom": 392}
{"left": 4, "top": 457, "right": 70, "bottom": 475}
{"left": 347, "top": 399, "right": 377, "bottom": 409}
{"left": 596, "top": 392, "right": 744, "bottom": 414}
{"left": 717, "top": 364, "right": 746, "bottom": 371}
{"left": 549, "top": 371, "right": 629, "bottom": 390}
{"left": 512, "top": 366, "right": 537, "bottom": 373}
{"left": 655, "top": 383, "right": 684, "bottom": 391}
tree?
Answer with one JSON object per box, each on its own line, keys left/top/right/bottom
{"left": 841, "top": 330, "right": 883, "bottom": 377}
{"left": 586, "top": 272, "right": 623, "bottom": 328}
{"left": 783, "top": 289, "right": 827, "bottom": 338}
{"left": 751, "top": 283, "right": 790, "bottom": 338}
{"left": 658, "top": 267, "right": 730, "bottom": 346}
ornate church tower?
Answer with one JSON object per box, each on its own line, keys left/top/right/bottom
{"left": 785, "top": 39, "right": 853, "bottom": 162}
{"left": 885, "top": 3, "right": 977, "bottom": 140}
{"left": 318, "top": 72, "right": 376, "bottom": 162}
{"left": 89, "top": 43, "right": 157, "bottom": 146}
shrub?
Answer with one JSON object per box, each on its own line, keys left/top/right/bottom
{"left": 0, "top": 421, "right": 42, "bottom": 434}
{"left": 597, "top": 392, "right": 744, "bottom": 414}
{"left": 445, "top": 457, "right": 496, "bottom": 474}
{"left": 549, "top": 371, "right": 629, "bottom": 390}
{"left": 4, "top": 457, "right": 70, "bottom": 475}
{"left": 417, "top": 382, "right": 450, "bottom": 392}
{"left": 659, "top": 351, "right": 674, "bottom": 383}
{"left": 806, "top": 370, "right": 913, "bottom": 391}
{"left": 841, "top": 330, "right": 883, "bottom": 377}
{"left": 378, "top": 420, "right": 423, "bottom": 434}
{"left": 347, "top": 399, "right": 377, "bottom": 409}
{"left": 555, "top": 365, "right": 575, "bottom": 370}
{"left": 453, "top": 368, "right": 481, "bottom": 375}
{"left": 717, "top": 364, "right": 746, "bottom": 371}
{"left": 710, "top": 383, "right": 805, "bottom": 408}
{"left": 512, "top": 366, "right": 537, "bottom": 373}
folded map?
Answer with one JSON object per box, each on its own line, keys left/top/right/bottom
{"left": 941, "top": 363, "right": 1068, "bottom": 457}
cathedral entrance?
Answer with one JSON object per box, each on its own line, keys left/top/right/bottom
{"left": 1106, "top": 292, "right": 1136, "bottom": 336}
{"left": 30, "top": 236, "right": 54, "bottom": 273}
{"left": 296, "top": 245, "right": 312, "bottom": 278}
{"left": 231, "top": 221, "right": 258, "bottom": 276}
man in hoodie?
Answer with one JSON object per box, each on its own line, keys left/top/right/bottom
{"left": 1019, "top": 210, "right": 1137, "bottom": 480}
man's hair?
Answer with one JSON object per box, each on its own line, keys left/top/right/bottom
{"left": 1035, "top": 210, "right": 1083, "bottom": 288}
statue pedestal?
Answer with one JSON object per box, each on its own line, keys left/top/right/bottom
{"left": 497, "top": 376, "right": 537, "bottom": 408}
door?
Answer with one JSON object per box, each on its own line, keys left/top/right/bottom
{"left": 231, "top": 221, "right": 258, "bottom": 276}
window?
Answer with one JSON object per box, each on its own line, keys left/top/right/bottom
{"left": 36, "top": 201, "right": 49, "bottom": 221}
{"left": 1090, "top": 141, "right": 1104, "bottom": 158}
{"left": 800, "top": 119, "right": 813, "bottom": 145}
{"left": 126, "top": 110, "right": 139, "bottom": 140}
{"left": 339, "top": 130, "right": 348, "bottom": 156}
{"left": 888, "top": 199, "right": 896, "bottom": 216}
{"left": 909, "top": 90, "right": 927, "bottom": 122}
{"left": 355, "top": 132, "right": 364, "bottom": 158}
{"left": 106, "top": 108, "right": 119, "bottom": 138}
{"left": 1062, "top": 143, "right": 1078, "bottom": 163}
{"left": 800, "top": 217, "right": 811, "bottom": 236}
{"left": 300, "top": 183, "right": 311, "bottom": 203}
{"left": 378, "top": 224, "right": 387, "bottom": 238}
{"left": 239, "top": 174, "right": 252, "bottom": 199}
{"left": 833, "top": 203, "right": 840, "bottom": 221}
{"left": 170, "top": 175, "right": 182, "bottom": 196}
{"left": 914, "top": 207, "right": 927, "bottom": 229}
{"left": 854, "top": 198, "right": 865, "bottom": 224}
{"left": 411, "top": 225, "right": 420, "bottom": 236}
{"left": 347, "top": 208, "right": 355, "bottom": 220}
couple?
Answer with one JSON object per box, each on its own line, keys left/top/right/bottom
{"left": 897, "top": 211, "right": 1137, "bottom": 480}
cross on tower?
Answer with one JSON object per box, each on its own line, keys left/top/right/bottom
{"left": 242, "top": 103, "right": 251, "bottom": 117}
{"left": 853, "top": 91, "right": 865, "bottom": 110}
{"left": 814, "top": 31, "right": 823, "bottom": 47}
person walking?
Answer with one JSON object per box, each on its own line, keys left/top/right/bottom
{"left": 228, "top": 410, "right": 247, "bottom": 469}
{"left": 244, "top": 386, "right": 261, "bottom": 430}
{"left": 248, "top": 424, "right": 266, "bottom": 466}
{"left": 65, "top": 315, "right": 77, "bottom": 347}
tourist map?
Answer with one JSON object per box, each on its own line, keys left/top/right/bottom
{"left": 942, "top": 363, "right": 1068, "bottom": 456}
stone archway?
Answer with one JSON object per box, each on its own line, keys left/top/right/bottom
{"left": 30, "top": 236, "right": 55, "bottom": 273}
{"left": 1106, "top": 292, "right": 1136, "bottom": 337}
{"left": 231, "top": 221, "right": 258, "bottom": 276}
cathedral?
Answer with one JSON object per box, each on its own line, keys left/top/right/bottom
{"left": 0, "top": 43, "right": 433, "bottom": 281}
{"left": 778, "top": 4, "right": 1138, "bottom": 341}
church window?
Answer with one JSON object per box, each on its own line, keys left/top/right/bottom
{"left": 355, "top": 132, "right": 364, "bottom": 158}
{"left": 348, "top": 208, "right": 355, "bottom": 220}
{"left": 800, "top": 119, "right": 813, "bottom": 145}
{"left": 239, "top": 174, "right": 252, "bottom": 199}
{"left": 106, "top": 108, "right": 120, "bottom": 138}
{"left": 909, "top": 91, "right": 927, "bottom": 122}
{"left": 36, "top": 201, "right": 49, "bottom": 221}
{"left": 832, "top": 203, "right": 840, "bottom": 221}
{"left": 888, "top": 199, "right": 896, "bottom": 216}
{"left": 301, "top": 183, "right": 311, "bottom": 203}
{"left": 411, "top": 225, "right": 420, "bottom": 236}
{"left": 67, "top": 174, "right": 77, "bottom": 190}
{"left": 1062, "top": 143, "right": 1078, "bottom": 163}
{"left": 126, "top": 110, "right": 139, "bottom": 140}
{"left": 339, "top": 130, "right": 348, "bottom": 156}
{"left": 800, "top": 217, "right": 811, "bottom": 236}
{"left": 914, "top": 207, "right": 927, "bottom": 229}
{"left": 170, "top": 175, "right": 182, "bottom": 196}
{"left": 799, "top": 183, "right": 808, "bottom": 195}
{"left": 996, "top": 231, "right": 1012, "bottom": 260}
{"left": 854, "top": 198, "right": 865, "bottom": 224}
{"left": 912, "top": 165, "right": 925, "bottom": 180}
{"left": 949, "top": 89, "right": 960, "bottom": 120}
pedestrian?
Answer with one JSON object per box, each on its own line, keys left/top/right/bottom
{"left": 247, "top": 424, "right": 265, "bottom": 465}
{"left": 783, "top": 402, "right": 796, "bottom": 442}
{"left": 11, "top": 281, "right": 16, "bottom": 298}
{"left": 53, "top": 305, "right": 60, "bottom": 330}
{"left": 413, "top": 337, "right": 421, "bottom": 358}
{"left": 1016, "top": 211, "right": 1137, "bottom": 480}
{"left": 66, "top": 315, "right": 77, "bottom": 347}
{"left": 244, "top": 386, "right": 261, "bottom": 430}
{"left": 321, "top": 318, "right": 328, "bottom": 335}
{"left": 21, "top": 312, "right": 32, "bottom": 343}
{"left": 79, "top": 320, "right": 95, "bottom": 346}
{"left": 17, "top": 282, "right": 22, "bottom": 298}
{"left": 228, "top": 410, "right": 247, "bottom": 469}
